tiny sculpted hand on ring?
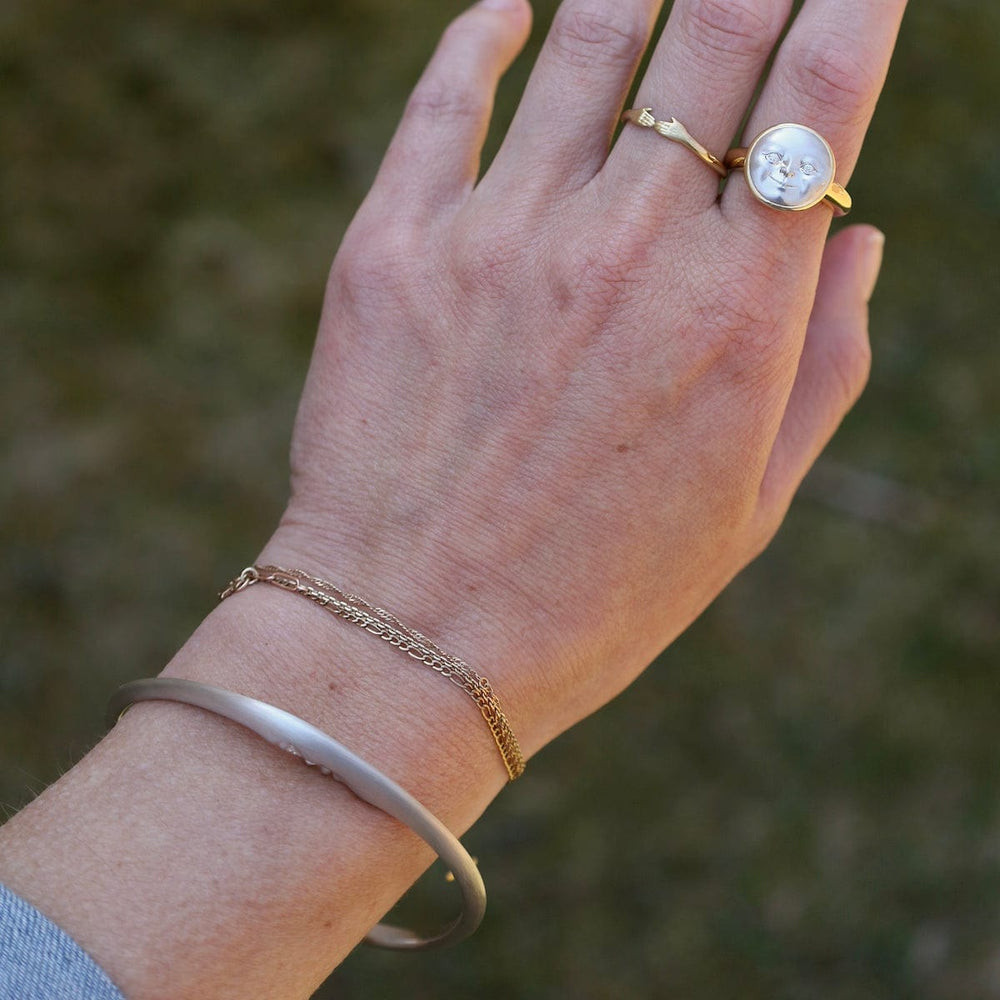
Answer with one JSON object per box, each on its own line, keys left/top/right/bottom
{"left": 265, "top": 0, "right": 905, "bottom": 754}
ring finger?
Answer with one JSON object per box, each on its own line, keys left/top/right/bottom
{"left": 722, "top": 0, "right": 908, "bottom": 235}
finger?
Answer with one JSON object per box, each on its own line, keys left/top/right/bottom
{"left": 723, "top": 0, "right": 907, "bottom": 225}
{"left": 755, "top": 225, "right": 883, "bottom": 524}
{"left": 373, "top": 0, "right": 532, "bottom": 216}
{"left": 604, "top": 0, "right": 793, "bottom": 215}
{"left": 484, "top": 0, "right": 661, "bottom": 197}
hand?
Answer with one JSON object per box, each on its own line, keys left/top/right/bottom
{"left": 264, "top": 0, "right": 904, "bottom": 753}
{"left": 0, "top": 4, "right": 909, "bottom": 996}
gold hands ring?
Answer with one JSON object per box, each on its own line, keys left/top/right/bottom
{"left": 621, "top": 108, "right": 727, "bottom": 178}
{"left": 725, "top": 123, "right": 852, "bottom": 215}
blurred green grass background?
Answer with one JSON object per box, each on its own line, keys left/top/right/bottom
{"left": 1, "top": 1, "right": 998, "bottom": 997}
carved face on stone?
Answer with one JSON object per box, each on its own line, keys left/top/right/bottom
{"left": 746, "top": 124, "right": 835, "bottom": 211}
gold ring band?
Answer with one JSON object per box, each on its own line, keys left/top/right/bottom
{"left": 725, "top": 123, "right": 851, "bottom": 215}
{"left": 621, "top": 108, "right": 727, "bottom": 178}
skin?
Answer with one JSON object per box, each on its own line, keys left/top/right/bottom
{"left": 0, "top": 0, "right": 906, "bottom": 997}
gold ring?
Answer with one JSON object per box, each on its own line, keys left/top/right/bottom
{"left": 725, "top": 123, "right": 851, "bottom": 215}
{"left": 621, "top": 108, "right": 727, "bottom": 178}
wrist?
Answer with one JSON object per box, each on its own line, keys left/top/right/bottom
{"left": 260, "top": 514, "right": 561, "bottom": 756}
{"left": 0, "top": 545, "right": 513, "bottom": 1000}
{"left": 163, "top": 558, "right": 510, "bottom": 825}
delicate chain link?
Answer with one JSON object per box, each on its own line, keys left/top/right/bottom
{"left": 220, "top": 565, "right": 525, "bottom": 781}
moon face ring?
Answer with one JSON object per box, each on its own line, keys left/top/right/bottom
{"left": 725, "top": 123, "right": 851, "bottom": 215}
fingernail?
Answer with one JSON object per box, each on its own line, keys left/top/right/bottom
{"left": 479, "top": 0, "right": 521, "bottom": 10}
{"left": 862, "top": 228, "right": 886, "bottom": 302}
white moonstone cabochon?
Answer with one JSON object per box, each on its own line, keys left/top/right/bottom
{"left": 746, "top": 124, "right": 835, "bottom": 211}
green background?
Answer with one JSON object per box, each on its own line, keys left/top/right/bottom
{"left": 2, "top": 1, "right": 998, "bottom": 997}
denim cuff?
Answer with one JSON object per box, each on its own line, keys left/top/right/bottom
{"left": 0, "top": 883, "right": 124, "bottom": 1000}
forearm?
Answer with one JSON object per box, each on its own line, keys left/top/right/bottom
{"left": 0, "top": 550, "right": 509, "bottom": 1000}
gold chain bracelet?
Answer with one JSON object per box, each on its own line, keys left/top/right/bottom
{"left": 219, "top": 565, "right": 525, "bottom": 781}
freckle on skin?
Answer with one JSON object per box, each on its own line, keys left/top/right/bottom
{"left": 616, "top": 443, "right": 629, "bottom": 454}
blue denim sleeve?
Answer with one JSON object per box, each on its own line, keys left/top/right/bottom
{"left": 0, "top": 884, "right": 125, "bottom": 1000}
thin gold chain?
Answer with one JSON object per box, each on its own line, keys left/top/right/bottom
{"left": 220, "top": 565, "right": 525, "bottom": 781}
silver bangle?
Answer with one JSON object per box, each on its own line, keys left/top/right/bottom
{"left": 106, "top": 678, "right": 486, "bottom": 950}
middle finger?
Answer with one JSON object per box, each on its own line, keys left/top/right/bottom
{"left": 482, "top": 0, "right": 663, "bottom": 200}
{"left": 602, "top": 0, "right": 793, "bottom": 217}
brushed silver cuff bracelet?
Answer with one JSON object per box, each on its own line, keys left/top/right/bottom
{"left": 107, "top": 677, "right": 487, "bottom": 950}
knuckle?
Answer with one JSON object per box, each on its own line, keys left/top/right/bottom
{"left": 406, "top": 18, "right": 491, "bottom": 127}
{"left": 551, "top": 231, "right": 657, "bottom": 319}
{"left": 450, "top": 219, "right": 527, "bottom": 299}
{"left": 331, "top": 221, "right": 416, "bottom": 308}
{"left": 454, "top": 244, "right": 520, "bottom": 302}
{"left": 679, "top": 0, "right": 777, "bottom": 64}
{"left": 692, "top": 272, "right": 782, "bottom": 361}
{"left": 548, "top": 3, "right": 649, "bottom": 71}
{"left": 404, "top": 78, "right": 484, "bottom": 125}
{"left": 785, "top": 40, "right": 877, "bottom": 122}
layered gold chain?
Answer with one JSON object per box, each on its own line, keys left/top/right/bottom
{"left": 220, "top": 565, "right": 525, "bottom": 781}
